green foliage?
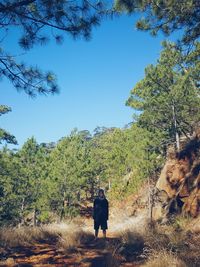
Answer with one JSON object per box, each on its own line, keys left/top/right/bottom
{"left": 0, "top": 148, "right": 21, "bottom": 224}
{"left": 126, "top": 42, "right": 200, "bottom": 151}
{"left": 0, "top": 105, "right": 17, "bottom": 145}
{"left": 47, "top": 130, "right": 93, "bottom": 220}
{"left": 0, "top": 123, "right": 163, "bottom": 225}
{"left": 0, "top": 0, "right": 110, "bottom": 95}
{"left": 18, "top": 137, "right": 49, "bottom": 218}
{"left": 115, "top": 0, "right": 200, "bottom": 45}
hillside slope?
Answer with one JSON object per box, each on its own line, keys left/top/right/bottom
{"left": 153, "top": 131, "right": 200, "bottom": 222}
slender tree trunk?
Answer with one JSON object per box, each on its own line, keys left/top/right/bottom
{"left": 147, "top": 148, "right": 153, "bottom": 224}
{"left": 33, "top": 208, "right": 37, "bottom": 227}
{"left": 97, "top": 175, "right": 100, "bottom": 189}
{"left": 67, "top": 195, "right": 70, "bottom": 206}
{"left": 18, "top": 197, "right": 25, "bottom": 228}
{"left": 108, "top": 179, "right": 111, "bottom": 190}
{"left": 91, "top": 181, "right": 95, "bottom": 199}
{"left": 172, "top": 103, "right": 180, "bottom": 151}
{"left": 60, "top": 191, "right": 66, "bottom": 222}
{"left": 77, "top": 191, "right": 80, "bottom": 202}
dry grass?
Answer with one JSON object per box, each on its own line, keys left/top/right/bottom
{"left": 1, "top": 214, "right": 199, "bottom": 267}
{"left": 142, "top": 250, "right": 187, "bottom": 267}
{"left": 112, "top": 214, "right": 200, "bottom": 267}
{"left": 178, "top": 233, "right": 200, "bottom": 267}
{"left": 0, "top": 223, "right": 95, "bottom": 267}
{"left": 186, "top": 216, "right": 200, "bottom": 234}
{"left": 0, "top": 226, "right": 57, "bottom": 247}
{"left": 118, "top": 230, "right": 144, "bottom": 260}
{"left": 58, "top": 228, "right": 94, "bottom": 252}
{"left": 0, "top": 222, "right": 93, "bottom": 249}
{"left": 141, "top": 223, "right": 200, "bottom": 267}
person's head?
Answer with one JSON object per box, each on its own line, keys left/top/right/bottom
{"left": 98, "top": 189, "right": 105, "bottom": 198}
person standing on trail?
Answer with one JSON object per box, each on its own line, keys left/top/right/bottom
{"left": 93, "top": 189, "right": 109, "bottom": 240}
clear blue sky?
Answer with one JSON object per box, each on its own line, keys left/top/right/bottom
{"left": 1, "top": 14, "right": 168, "bottom": 147}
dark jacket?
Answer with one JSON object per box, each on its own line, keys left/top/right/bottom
{"left": 93, "top": 197, "right": 109, "bottom": 222}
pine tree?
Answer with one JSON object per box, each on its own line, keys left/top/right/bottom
{"left": 0, "top": 0, "right": 109, "bottom": 95}
{"left": 48, "top": 130, "right": 93, "bottom": 220}
{"left": 17, "top": 137, "right": 48, "bottom": 225}
{"left": 0, "top": 105, "right": 17, "bottom": 145}
{"left": 126, "top": 42, "right": 200, "bottom": 151}
{"left": 0, "top": 148, "right": 22, "bottom": 225}
{"left": 115, "top": 0, "right": 200, "bottom": 45}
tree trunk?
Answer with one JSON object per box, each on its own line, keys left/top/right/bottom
{"left": 18, "top": 197, "right": 25, "bottom": 228}
{"left": 146, "top": 148, "right": 153, "bottom": 224}
{"left": 60, "top": 192, "right": 66, "bottom": 222}
{"left": 33, "top": 208, "right": 37, "bottom": 227}
{"left": 108, "top": 179, "right": 111, "bottom": 190}
{"left": 172, "top": 103, "right": 180, "bottom": 151}
{"left": 77, "top": 191, "right": 80, "bottom": 202}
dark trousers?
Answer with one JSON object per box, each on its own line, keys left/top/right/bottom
{"left": 94, "top": 219, "right": 108, "bottom": 231}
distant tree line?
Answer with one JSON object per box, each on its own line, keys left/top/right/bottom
{"left": 0, "top": 124, "right": 162, "bottom": 225}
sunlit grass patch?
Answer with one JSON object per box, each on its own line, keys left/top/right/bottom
{"left": 0, "top": 222, "right": 86, "bottom": 248}
{"left": 142, "top": 249, "right": 186, "bottom": 267}
{"left": 58, "top": 229, "right": 94, "bottom": 252}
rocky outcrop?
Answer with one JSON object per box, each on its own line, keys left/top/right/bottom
{"left": 152, "top": 131, "right": 200, "bottom": 222}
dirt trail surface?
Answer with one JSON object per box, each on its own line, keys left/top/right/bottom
{"left": 0, "top": 210, "right": 147, "bottom": 267}
{"left": 0, "top": 234, "right": 140, "bottom": 267}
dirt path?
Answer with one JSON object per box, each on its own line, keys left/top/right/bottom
{"left": 0, "top": 214, "right": 146, "bottom": 267}
{"left": 0, "top": 234, "right": 140, "bottom": 267}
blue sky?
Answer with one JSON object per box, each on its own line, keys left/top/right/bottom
{"left": 1, "top": 14, "right": 167, "bottom": 147}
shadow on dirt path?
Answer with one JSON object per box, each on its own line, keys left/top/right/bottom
{"left": 0, "top": 237, "right": 117, "bottom": 267}
{"left": 0, "top": 235, "right": 141, "bottom": 267}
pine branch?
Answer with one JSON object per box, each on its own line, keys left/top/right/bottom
{"left": 0, "top": 0, "right": 36, "bottom": 12}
